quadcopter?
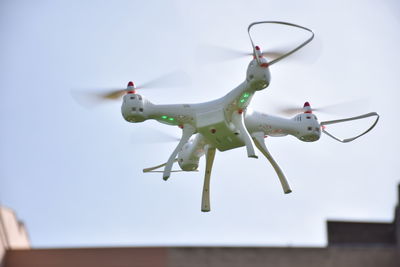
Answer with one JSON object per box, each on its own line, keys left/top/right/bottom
{"left": 88, "top": 21, "right": 379, "bottom": 212}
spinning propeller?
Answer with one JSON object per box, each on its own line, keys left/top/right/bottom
{"left": 276, "top": 99, "right": 370, "bottom": 116}
{"left": 197, "top": 44, "right": 290, "bottom": 64}
{"left": 72, "top": 71, "right": 190, "bottom": 106}
{"left": 198, "top": 21, "right": 317, "bottom": 66}
{"left": 96, "top": 81, "right": 136, "bottom": 101}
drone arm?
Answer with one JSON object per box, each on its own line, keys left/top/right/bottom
{"left": 232, "top": 111, "right": 257, "bottom": 158}
{"left": 252, "top": 132, "right": 292, "bottom": 194}
{"left": 320, "top": 112, "right": 379, "bottom": 143}
{"left": 201, "top": 145, "right": 216, "bottom": 212}
{"left": 163, "top": 124, "right": 196, "bottom": 180}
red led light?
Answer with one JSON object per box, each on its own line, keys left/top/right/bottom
{"left": 238, "top": 109, "right": 243, "bottom": 114}
{"left": 179, "top": 125, "right": 184, "bottom": 129}
{"left": 210, "top": 129, "right": 216, "bottom": 134}
{"left": 260, "top": 63, "right": 268, "bottom": 68}
{"left": 127, "top": 90, "right": 136, "bottom": 94}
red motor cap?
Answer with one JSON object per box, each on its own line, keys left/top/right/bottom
{"left": 127, "top": 81, "right": 134, "bottom": 87}
{"left": 303, "top": 101, "right": 312, "bottom": 113}
{"left": 255, "top": 46, "right": 260, "bottom": 51}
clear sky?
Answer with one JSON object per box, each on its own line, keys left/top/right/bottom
{"left": 1, "top": 0, "right": 399, "bottom": 247}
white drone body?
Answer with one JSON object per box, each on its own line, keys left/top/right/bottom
{"left": 98, "top": 21, "right": 379, "bottom": 212}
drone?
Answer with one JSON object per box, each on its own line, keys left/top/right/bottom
{"left": 89, "top": 21, "right": 379, "bottom": 212}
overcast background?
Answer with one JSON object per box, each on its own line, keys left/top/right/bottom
{"left": 1, "top": 0, "right": 399, "bottom": 247}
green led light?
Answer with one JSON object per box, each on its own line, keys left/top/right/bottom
{"left": 240, "top": 99, "right": 245, "bottom": 103}
{"left": 161, "top": 115, "right": 168, "bottom": 119}
{"left": 243, "top": 93, "right": 250, "bottom": 98}
{"left": 168, "top": 117, "right": 175, "bottom": 121}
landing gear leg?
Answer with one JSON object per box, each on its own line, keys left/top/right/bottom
{"left": 201, "top": 145, "right": 216, "bottom": 212}
{"left": 163, "top": 124, "right": 196, "bottom": 180}
{"left": 252, "top": 132, "right": 292, "bottom": 194}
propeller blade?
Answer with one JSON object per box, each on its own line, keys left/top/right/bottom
{"left": 279, "top": 107, "right": 304, "bottom": 116}
{"left": 72, "top": 71, "right": 191, "bottom": 108}
{"left": 276, "top": 99, "right": 369, "bottom": 116}
{"left": 312, "top": 99, "right": 368, "bottom": 114}
{"left": 195, "top": 44, "right": 250, "bottom": 64}
{"left": 70, "top": 88, "right": 127, "bottom": 108}
{"left": 137, "top": 70, "right": 191, "bottom": 89}
{"left": 262, "top": 50, "right": 287, "bottom": 59}
{"left": 100, "top": 89, "right": 127, "bottom": 100}
{"left": 196, "top": 40, "right": 321, "bottom": 65}
{"left": 196, "top": 44, "right": 286, "bottom": 63}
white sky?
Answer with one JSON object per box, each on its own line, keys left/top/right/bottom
{"left": 1, "top": 0, "right": 400, "bottom": 247}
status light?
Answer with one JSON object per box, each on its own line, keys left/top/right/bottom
{"left": 161, "top": 115, "right": 168, "bottom": 119}
{"left": 240, "top": 99, "right": 245, "bottom": 103}
{"left": 243, "top": 93, "right": 250, "bottom": 98}
{"left": 168, "top": 118, "right": 175, "bottom": 121}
